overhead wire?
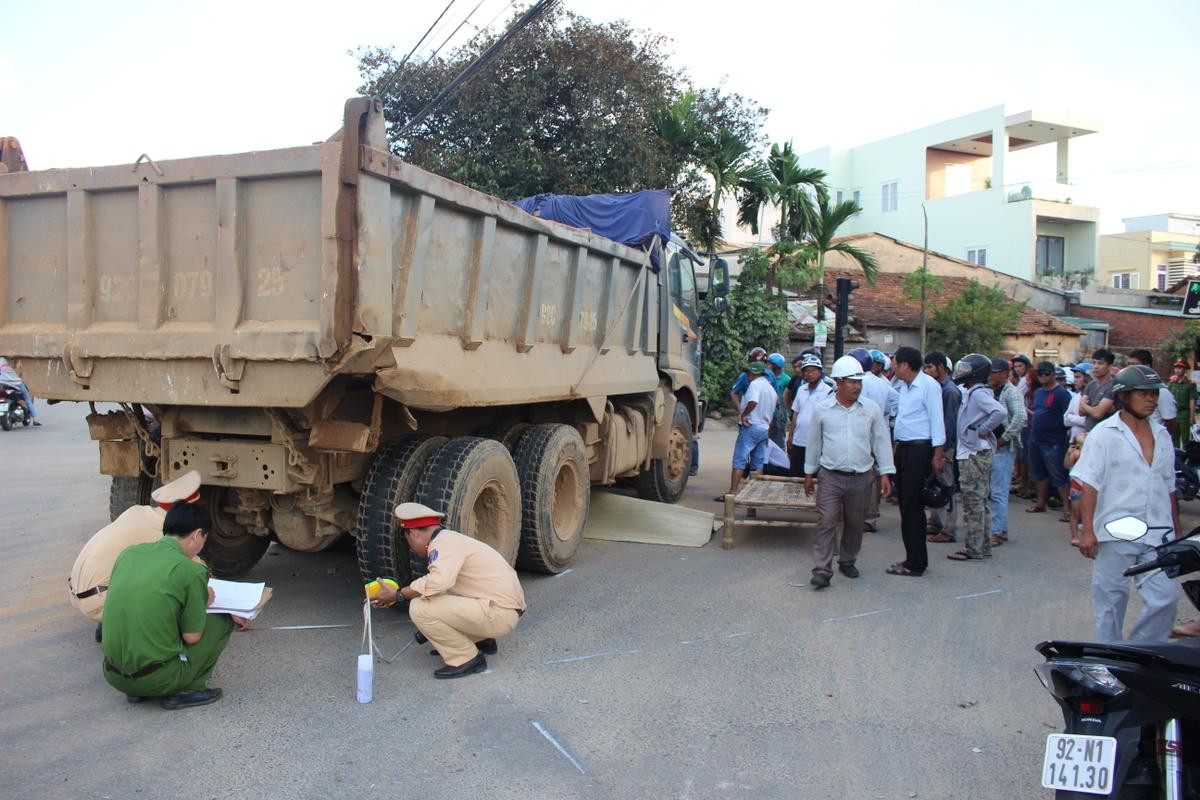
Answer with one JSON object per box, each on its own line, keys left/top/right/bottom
{"left": 375, "top": 0, "right": 463, "bottom": 100}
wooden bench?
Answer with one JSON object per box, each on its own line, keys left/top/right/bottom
{"left": 720, "top": 474, "right": 818, "bottom": 549}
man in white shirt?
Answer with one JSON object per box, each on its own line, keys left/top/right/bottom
{"left": 1071, "top": 365, "right": 1181, "bottom": 643}
{"left": 723, "top": 361, "right": 778, "bottom": 499}
{"left": 786, "top": 353, "right": 833, "bottom": 476}
{"left": 887, "top": 347, "right": 946, "bottom": 577}
{"left": 1126, "top": 350, "right": 1177, "bottom": 436}
{"left": 803, "top": 356, "right": 895, "bottom": 588}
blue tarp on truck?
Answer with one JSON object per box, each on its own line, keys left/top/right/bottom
{"left": 513, "top": 189, "right": 672, "bottom": 270}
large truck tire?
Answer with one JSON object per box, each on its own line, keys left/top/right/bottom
{"left": 355, "top": 436, "right": 448, "bottom": 585}
{"left": 477, "top": 422, "right": 530, "bottom": 455}
{"left": 109, "top": 475, "right": 154, "bottom": 521}
{"left": 201, "top": 487, "right": 271, "bottom": 578}
{"left": 416, "top": 437, "right": 521, "bottom": 568}
{"left": 635, "top": 401, "right": 693, "bottom": 504}
{"left": 513, "top": 424, "right": 589, "bottom": 573}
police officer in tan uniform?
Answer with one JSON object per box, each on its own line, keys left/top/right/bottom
{"left": 370, "top": 502, "right": 526, "bottom": 679}
{"left": 68, "top": 471, "right": 203, "bottom": 642}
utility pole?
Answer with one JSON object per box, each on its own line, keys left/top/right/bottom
{"left": 920, "top": 203, "right": 929, "bottom": 353}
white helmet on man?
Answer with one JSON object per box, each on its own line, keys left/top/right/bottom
{"left": 799, "top": 353, "right": 823, "bottom": 371}
{"left": 831, "top": 355, "right": 866, "bottom": 380}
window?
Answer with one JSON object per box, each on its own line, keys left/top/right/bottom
{"left": 1111, "top": 272, "right": 1139, "bottom": 289}
{"left": 1036, "top": 234, "right": 1065, "bottom": 275}
{"left": 881, "top": 181, "right": 898, "bottom": 212}
{"left": 967, "top": 248, "right": 987, "bottom": 266}
{"left": 667, "top": 252, "right": 699, "bottom": 323}
{"left": 835, "top": 189, "right": 844, "bottom": 205}
{"left": 852, "top": 189, "right": 861, "bottom": 214}
{"left": 1158, "top": 264, "right": 1169, "bottom": 291}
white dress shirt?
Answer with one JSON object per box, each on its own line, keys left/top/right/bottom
{"left": 893, "top": 370, "right": 946, "bottom": 446}
{"left": 790, "top": 379, "right": 834, "bottom": 447}
{"left": 804, "top": 396, "right": 896, "bottom": 476}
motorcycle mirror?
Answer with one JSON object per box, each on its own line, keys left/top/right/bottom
{"left": 1104, "top": 516, "right": 1148, "bottom": 541}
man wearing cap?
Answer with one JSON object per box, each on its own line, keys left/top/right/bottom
{"left": 101, "top": 502, "right": 246, "bottom": 709}
{"left": 1127, "top": 350, "right": 1178, "bottom": 437}
{"left": 803, "top": 356, "right": 894, "bottom": 588}
{"left": 370, "top": 503, "right": 526, "bottom": 679}
{"left": 1169, "top": 358, "right": 1197, "bottom": 449}
{"left": 987, "top": 358, "right": 1026, "bottom": 546}
{"left": 68, "top": 471, "right": 203, "bottom": 643}
{"left": 786, "top": 354, "right": 833, "bottom": 477}
{"left": 766, "top": 352, "right": 790, "bottom": 449}
{"left": 722, "top": 360, "right": 778, "bottom": 496}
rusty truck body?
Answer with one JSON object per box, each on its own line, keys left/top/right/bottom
{"left": 0, "top": 97, "right": 727, "bottom": 580}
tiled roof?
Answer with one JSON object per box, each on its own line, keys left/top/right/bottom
{"left": 823, "top": 271, "right": 1084, "bottom": 336}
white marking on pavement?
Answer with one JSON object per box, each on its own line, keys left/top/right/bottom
{"left": 550, "top": 568, "right": 574, "bottom": 578}
{"left": 678, "top": 631, "right": 753, "bottom": 645}
{"left": 531, "top": 721, "right": 587, "bottom": 775}
{"left": 955, "top": 589, "right": 1004, "bottom": 600}
{"left": 499, "top": 687, "right": 518, "bottom": 710}
{"left": 541, "top": 649, "right": 640, "bottom": 666}
{"left": 821, "top": 608, "right": 893, "bottom": 623}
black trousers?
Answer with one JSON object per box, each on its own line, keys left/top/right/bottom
{"left": 788, "top": 445, "right": 806, "bottom": 478}
{"left": 895, "top": 440, "right": 933, "bottom": 573}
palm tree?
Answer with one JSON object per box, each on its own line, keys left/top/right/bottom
{"left": 696, "top": 128, "right": 752, "bottom": 254}
{"left": 805, "top": 195, "right": 879, "bottom": 321}
{"left": 736, "top": 142, "right": 826, "bottom": 244}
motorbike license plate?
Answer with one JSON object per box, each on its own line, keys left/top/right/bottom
{"left": 1041, "top": 733, "right": 1116, "bottom": 795}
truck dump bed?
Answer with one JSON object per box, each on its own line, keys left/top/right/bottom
{"left": 0, "top": 98, "right": 662, "bottom": 411}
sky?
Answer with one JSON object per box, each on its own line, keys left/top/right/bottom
{"left": 4, "top": 0, "right": 1197, "bottom": 234}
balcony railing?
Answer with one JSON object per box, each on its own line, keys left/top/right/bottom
{"left": 1006, "top": 180, "right": 1080, "bottom": 204}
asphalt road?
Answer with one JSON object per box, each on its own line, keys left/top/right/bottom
{"left": 3, "top": 402, "right": 1198, "bottom": 800}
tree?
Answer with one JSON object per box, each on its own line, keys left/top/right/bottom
{"left": 804, "top": 195, "right": 879, "bottom": 320}
{"left": 902, "top": 267, "right": 943, "bottom": 351}
{"left": 1160, "top": 319, "right": 1200, "bottom": 363}
{"left": 698, "top": 248, "right": 788, "bottom": 409}
{"left": 736, "top": 142, "right": 826, "bottom": 244}
{"left": 927, "top": 280, "right": 1024, "bottom": 356}
{"left": 355, "top": 9, "right": 765, "bottom": 241}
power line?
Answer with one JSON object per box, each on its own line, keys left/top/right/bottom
{"left": 396, "top": 0, "right": 560, "bottom": 140}
{"left": 376, "top": 0, "right": 463, "bottom": 100}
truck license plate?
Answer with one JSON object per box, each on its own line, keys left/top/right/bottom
{"left": 1041, "top": 733, "right": 1116, "bottom": 795}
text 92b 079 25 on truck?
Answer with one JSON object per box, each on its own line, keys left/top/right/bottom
{"left": 0, "top": 97, "right": 729, "bottom": 582}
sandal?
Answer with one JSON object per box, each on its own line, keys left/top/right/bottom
{"left": 1025, "top": 505, "right": 1046, "bottom": 513}
{"left": 927, "top": 532, "right": 956, "bottom": 543}
{"left": 991, "top": 535, "right": 1005, "bottom": 547}
{"left": 947, "top": 551, "right": 984, "bottom": 561}
{"left": 886, "top": 562, "right": 923, "bottom": 577}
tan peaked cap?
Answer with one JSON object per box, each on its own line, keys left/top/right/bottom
{"left": 150, "top": 470, "right": 202, "bottom": 505}
{"left": 393, "top": 501, "right": 445, "bottom": 528}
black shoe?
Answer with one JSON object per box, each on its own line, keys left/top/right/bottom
{"left": 413, "top": 631, "right": 428, "bottom": 645}
{"left": 476, "top": 638, "right": 498, "bottom": 655}
{"left": 434, "top": 654, "right": 487, "bottom": 679}
{"left": 160, "top": 688, "right": 223, "bottom": 710}
{"left": 126, "top": 694, "right": 145, "bottom": 704}
{"left": 838, "top": 564, "right": 860, "bottom": 579}
{"left": 810, "top": 573, "right": 831, "bottom": 589}
{"left": 95, "top": 623, "right": 103, "bottom": 644}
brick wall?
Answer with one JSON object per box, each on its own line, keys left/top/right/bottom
{"left": 1071, "top": 304, "right": 1193, "bottom": 369}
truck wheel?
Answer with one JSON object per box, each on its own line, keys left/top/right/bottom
{"left": 201, "top": 488, "right": 271, "bottom": 578}
{"left": 514, "top": 424, "right": 589, "bottom": 573}
{"left": 355, "top": 436, "right": 448, "bottom": 585}
{"left": 635, "top": 401, "right": 693, "bottom": 504}
{"left": 477, "top": 422, "right": 530, "bottom": 455}
{"left": 109, "top": 474, "right": 154, "bottom": 521}
{"left": 416, "top": 437, "right": 521, "bottom": 568}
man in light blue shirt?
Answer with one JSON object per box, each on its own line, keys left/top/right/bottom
{"left": 886, "top": 346, "right": 945, "bottom": 577}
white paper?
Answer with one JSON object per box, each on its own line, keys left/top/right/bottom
{"left": 207, "top": 578, "right": 265, "bottom": 613}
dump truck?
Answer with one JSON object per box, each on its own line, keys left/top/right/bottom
{"left": 0, "top": 97, "right": 729, "bottom": 581}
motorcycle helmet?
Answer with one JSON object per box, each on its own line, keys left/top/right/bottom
{"left": 989, "top": 357, "right": 1010, "bottom": 374}
{"left": 952, "top": 353, "right": 991, "bottom": 386}
{"left": 831, "top": 355, "right": 866, "bottom": 380}
{"left": 747, "top": 346, "right": 768, "bottom": 363}
{"left": 799, "top": 353, "right": 823, "bottom": 371}
{"left": 869, "top": 349, "right": 886, "bottom": 367}
{"left": 921, "top": 471, "right": 952, "bottom": 509}
{"left": 849, "top": 347, "right": 874, "bottom": 373}
{"left": 1111, "top": 365, "right": 1165, "bottom": 395}
{"left": 767, "top": 352, "right": 786, "bottom": 369}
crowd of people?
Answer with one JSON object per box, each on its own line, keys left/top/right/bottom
{"left": 723, "top": 343, "right": 1198, "bottom": 644}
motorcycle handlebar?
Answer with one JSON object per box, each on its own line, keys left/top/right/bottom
{"left": 1123, "top": 560, "right": 1163, "bottom": 577}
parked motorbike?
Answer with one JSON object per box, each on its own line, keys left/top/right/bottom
{"left": 0, "top": 381, "right": 30, "bottom": 431}
{"left": 1036, "top": 517, "right": 1200, "bottom": 798}
{"left": 1179, "top": 444, "right": 1200, "bottom": 502}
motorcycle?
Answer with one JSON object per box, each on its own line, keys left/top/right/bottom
{"left": 1179, "top": 445, "right": 1200, "bottom": 502}
{"left": 0, "top": 381, "right": 30, "bottom": 431}
{"left": 1036, "top": 517, "right": 1200, "bottom": 798}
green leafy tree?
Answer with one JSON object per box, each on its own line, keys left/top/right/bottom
{"left": 736, "top": 142, "right": 826, "bottom": 244}
{"left": 902, "top": 266, "right": 944, "bottom": 350}
{"left": 1160, "top": 319, "right": 1200, "bottom": 362}
{"left": 356, "top": 9, "right": 765, "bottom": 242}
{"left": 927, "top": 280, "right": 1024, "bottom": 356}
{"left": 699, "top": 248, "right": 788, "bottom": 409}
{"left": 804, "top": 195, "right": 879, "bottom": 320}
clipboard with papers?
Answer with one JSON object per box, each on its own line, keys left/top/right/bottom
{"left": 207, "top": 578, "right": 273, "bottom": 619}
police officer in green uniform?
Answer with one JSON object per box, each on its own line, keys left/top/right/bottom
{"left": 101, "top": 503, "right": 247, "bottom": 709}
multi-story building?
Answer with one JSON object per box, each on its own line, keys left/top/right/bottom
{"left": 785, "top": 106, "right": 1100, "bottom": 282}
{"left": 1099, "top": 213, "right": 1200, "bottom": 291}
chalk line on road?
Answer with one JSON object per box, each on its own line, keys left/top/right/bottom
{"left": 678, "top": 631, "right": 753, "bottom": 645}
{"left": 550, "top": 568, "right": 574, "bottom": 578}
{"left": 955, "top": 589, "right": 1005, "bottom": 600}
{"left": 541, "top": 648, "right": 641, "bottom": 666}
{"left": 531, "top": 721, "right": 587, "bottom": 775}
{"left": 822, "top": 608, "right": 893, "bottom": 623}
